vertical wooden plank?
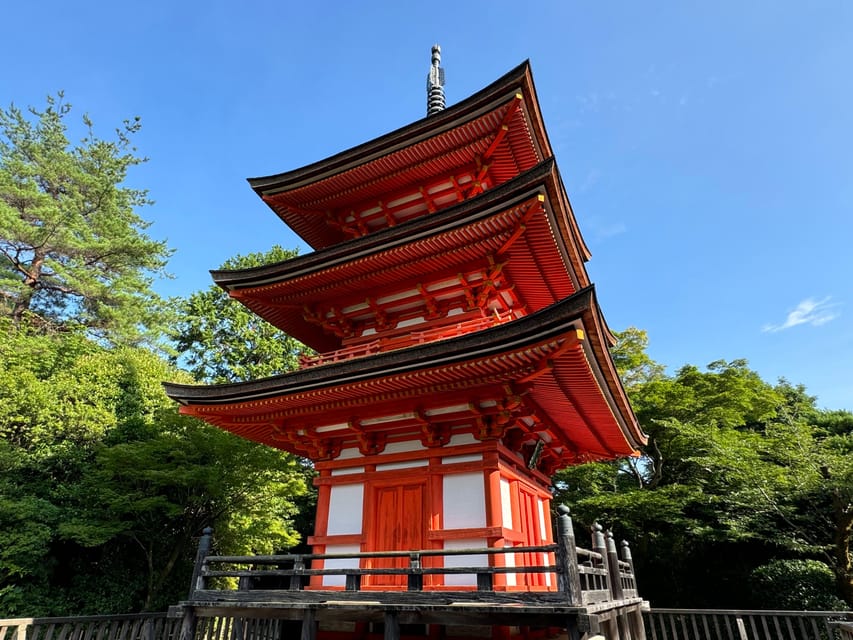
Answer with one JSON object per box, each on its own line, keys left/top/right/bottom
{"left": 688, "top": 613, "right": 701, "bottom": 640}
{"left": 711, "top": 614, "right": 724, "bottom": 640}
{"left": 745, "top": 614, "right": 759, "bottom": 640}
{"left": 300, "top": 610, "right": 315, "bottom": 640}
{"left": 720, "top": 615, "right": 736, "bottom": 640}
{"left": 698, "top": 613, "right": 711, "bottom": 640}
{"left": 770, "top": 615, "right": 783, "bottom": 640}
{"left": 679, "top": 613, "right": 690, "bottom": 640}
{"left": 758, "top": 615, "right": 771, "bottom": 640}
{"left": 735, "top": 613, "right": 749, "bottom": 640}
{"left": 383, "top": 612, "right": 400, "bottom": 640}
{"left": 796, "top": 617, "right": 809, "bottom": 640}
{"left": 808, "top": 617, "right": 822, "bottom": 640}
{"left": 647, "top": 613, "right": 660, "bottom": 640}
{"left": 630, "top": 608, "right": 647, "bottom": 640}
{"left": 659, "top": 613, "right": 670, "bottom": 640}
{"left": 564, "top": 617, "right": 582, "bottom": 640}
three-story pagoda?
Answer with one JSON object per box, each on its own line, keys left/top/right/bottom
{"left": 165, "top": 48, "right": 645, "bottom": 592}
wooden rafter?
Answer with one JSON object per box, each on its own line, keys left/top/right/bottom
{"left": 496, "top": 196, "right": 545, "bottom": 257}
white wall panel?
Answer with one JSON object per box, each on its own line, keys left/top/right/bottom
{"left": 376, "top": 459, "right": 429, "bottom": 471}
{"left": 326, "top": 483, "right": 364, "bottom": 535}
{"left": 500, "top": 478, "right": 513, "bottom": 528}
{"left": 320, "top": 543, "right": 361, "bottom": 587}
{"left": 443, "top": 473, "right": 486, "bottom": 529}
{"left": 443, "top": 538, "right": 487, "bottom": 587}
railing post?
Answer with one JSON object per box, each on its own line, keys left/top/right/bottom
{"left": 345, "top": 572, "right": 362, "bottom": 591}
{"left": 290, "top": 556, "right": 304, "bottom": 591}
{"left": 590, "top": 522, "right": 611, "bottom": 596}
{"left": 407, "top": 553, "right": 423, "bottom": 591}
{"left": 301, "top": 608, "right": 316, "bottom": 640}
{"left": 188, "top": 526, "right": 213, "bottom": 599}
{"left": 555, "top": 505, "right": 583, "bottom": 605}
{"left": 621, "top": 540, "right": 636, "bottom": 577}
{"left": 605, "top": 530, "right": 624, "bottom": 601}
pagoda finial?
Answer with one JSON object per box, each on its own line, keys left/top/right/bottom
{"left": 427, "top": 44, "right": 446, "bottom": 116}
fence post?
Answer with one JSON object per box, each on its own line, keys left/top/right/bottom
{"left": 621, "top": 540, "right": 636, "bottom": 578}
{"left": 555, "top": 505, "right": 583, "bottom": 605}
{"left": 606, "top": 531, "right": 624, "bottom": 601}
{"left": 188, "top": 526, "right": 214, "bottom": 599}
{"left": 181, "top": 527, "right": 212, "bottom": 640}
{"left": 590, "top": 522, "right": 611, "bottom": 597}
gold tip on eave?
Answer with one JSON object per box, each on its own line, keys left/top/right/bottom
{"left": 514, "top": 92, "right": 523, "bottom": 100}
{"left": 576, "top": 329, "right": 585, "bottom": 341}
{"left": 537, "top": 194, "right": 546, "bottom": 202}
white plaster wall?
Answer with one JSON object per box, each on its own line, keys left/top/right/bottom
{"left": 384, "top": 440, "right": 427, "bottom": 454}
{"left": 504, "top": 543, "right": 517, "bottom": 587}
{"left": 376, "top": 459, "right": 429, "bottom": 471}
{"left": 500, "top": 478, "right": 513, "bottom": 529}
{"left": 537, "top": 498, "right": 552, "bottom": 587}
{"left": 320, "top": 543, "right": 361, "bottom": 587}
{"left": 537, "top": 498, "right": 547, "bottom": 540}
{"left": 442, "top": 473, "right": 486, "bottom": 529}
{"left": 443, "top": 538, "right": 487, "bottom": 587}
{"left": 441, "top": 454, "right": 481, "bottom": 464}
{"left": 331, "top": 466, "right": 364, "bottom": 476}
{"left": 326, "top": 483, "right": 364, "bottom": 535}
{"left": 447, "top": 432, "right": 477, "bottom": 446}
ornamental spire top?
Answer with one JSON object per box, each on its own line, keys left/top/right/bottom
{"left": 426, "top": 44, "right": 445, "bottom": 116}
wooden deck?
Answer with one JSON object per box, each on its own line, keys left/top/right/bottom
{"left": 175, "top": 507, "right": 647, "bottom": 639}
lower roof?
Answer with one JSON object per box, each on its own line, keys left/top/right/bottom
{"left": 164, "top": 287, "right": 646, "bottom": 466}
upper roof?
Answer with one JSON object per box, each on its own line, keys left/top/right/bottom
{"left": 214, "top": 159, "right": 592, "bottom": 353}
{"left": 248, "top": 61, "right": 553, "bottom": 250}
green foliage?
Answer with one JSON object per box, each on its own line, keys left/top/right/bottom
{"left": 0, "top": 93, "right": 172, "bottom": 345}
{"left": 170, "top": 246, "right": 310, "bottom": 383}
{"left": 609, "top": 327, "right": 665, "bottom": 390}
{"left": 0, "top": 320, "right": 308, "bottom": 616}
{"left": 554, "top": 330, "right": 853, "bottom": 608}
{"left": 750, "top": 560, "right": 847, "bottom": 611}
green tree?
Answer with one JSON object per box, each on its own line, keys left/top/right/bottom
{"left": 170, "top": 246, "right": 310, "bottom": 383}
{"left": 0, "top": 93, "right": 171, "bottom": 344}
{"left": 554, "top": 331, "right": 853, "bottom": 608}
{"left": 0, "top": 319, "right": 308, "bottom": 615}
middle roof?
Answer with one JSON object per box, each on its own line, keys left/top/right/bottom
{"left": 214, "top": 159, "right": 592, "bottom": 354}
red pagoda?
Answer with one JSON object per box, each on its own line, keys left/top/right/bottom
{"left": 165, "top": 48, "right": 645, "bottom": 595}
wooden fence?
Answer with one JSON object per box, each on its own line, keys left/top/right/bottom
{"left": 0, "top": 614, "right": 180, "bottom": 640}
{"left": 3, "top": 608, "right": 852, "bottom": 640}
{"left": 645, "top": 608, "right": 853, "bottom": 640}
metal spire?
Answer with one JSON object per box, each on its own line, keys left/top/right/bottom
{"left": 426, "top": 44, "right": 446, "bottom": 116}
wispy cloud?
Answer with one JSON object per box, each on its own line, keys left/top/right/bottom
{"left": 762, "top": 297, "right": 840, "bottom": 333}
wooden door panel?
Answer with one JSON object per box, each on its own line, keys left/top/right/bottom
{"left": 370, "top": 483, "right": 424, "bottom": 587}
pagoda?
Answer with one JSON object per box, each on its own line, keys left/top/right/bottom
{"left": 165, "top": 47, "right": 645, "bottom": 593}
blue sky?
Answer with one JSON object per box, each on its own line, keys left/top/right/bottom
{"left": 3, "top": 1, "right": 851, "bottom": 410}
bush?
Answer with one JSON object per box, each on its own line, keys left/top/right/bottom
{"left": 749, "top": 560, "right": 846, "bottom": 611}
